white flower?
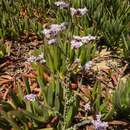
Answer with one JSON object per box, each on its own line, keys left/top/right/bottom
{"left": 38, "top": 53, "right": 44, "bottom": 58}
{"left": 60, "top": 22, "right": 67, "bottom": 31}
{"left": 84, "top": 61, "right": 93, "bottom": 70}
{"left": 27, "top": 55, "right": 37, "bottom": 63}
{"left": 24, "top": 94, "right": 37, "bottom": 101}
{"left": 78, "top": 7, "right": 88, "bottom": 16}
{"left": 96, "top": 114, "right": 102, "bottom": 121}
{"left": 27, "top": 53, "right": 46, "bottom": 64}
{"left": 41, "top": 29, "right": 52, "bottom": 38}
{"left": 54, "top": 1, "right": 69, "bottom": 9}
{"left": 70, "top": 8, "right": 77, "bottom": 16}
{"left": 37, "top": 53, "right": 46, "bottom": 63}
{"left": 81, "top": 35, "right": 96, "bottom": 43}
{"left": 84, "top": 102, "right": 91, "bottom": 111}
{"left": 48, "top": 39, "right": 57, "bottom": 45}
{"left": 70, "top": 7, "right": 88, "bottom": 16}
{"left": 73, "top": 36, "right": 82, "bottom": 41}
{"left": 92, "top": 114, "right": 108, "bottom": 130}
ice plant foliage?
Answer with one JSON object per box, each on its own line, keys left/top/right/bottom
{"left": 71, "top": 35, "right": 96, "bottom": 48}
{"left": 92, "top": 114, "right": 108, "bottom": 130}
{"left": 54, "top": 1, "right": 69, "bottom": 9}
{"left": 1, "top": 0, "right": 130, "bottom": 130}
{"left": 70, "top": 7, "right": 88, "bottom": 16}
{"left": 24, "top": 94, "right": 37, "bottom": 101}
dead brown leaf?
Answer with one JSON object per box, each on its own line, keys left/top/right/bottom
{"left": 80, "top": 85, "right": 91, "bottom": 97}
{"left": 109, "top": 120, "right": 129, "bottom": 126}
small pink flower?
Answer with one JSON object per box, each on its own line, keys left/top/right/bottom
{"left": 24, "top": 94, "right": 37, "bottom": 101}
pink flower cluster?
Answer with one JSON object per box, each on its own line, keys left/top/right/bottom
{"left": 24, "top": 94, "right": 37, "bottom": 101}
{"left": 92, "top": 114, "right": 108, "bottom": 130}
{"left": 55, "top": 1, "right": 88, "bottom": 16}
{"left": 71, "top": 35, "right": 96, "bottom": 48}
{"left": 42, "top": 22, "right": 67, "bottom": 45}
{"left": 42, "top": 23, "right": 66, "bottom": 39}
{"left": 27, "top": 53, "right": 46, "bottom": 64}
